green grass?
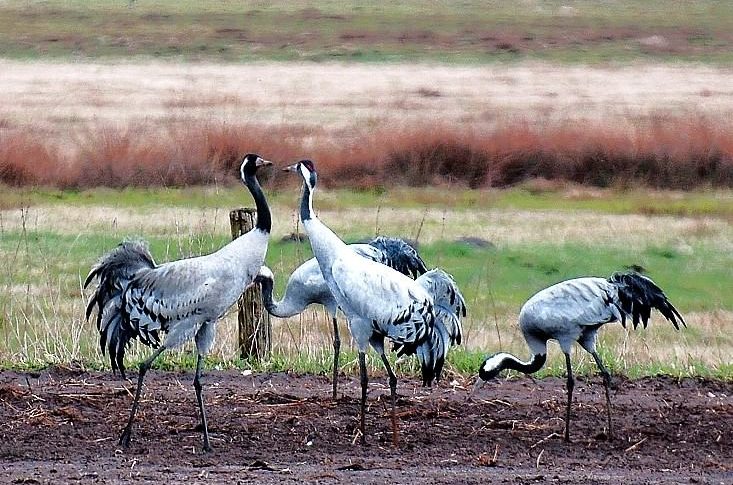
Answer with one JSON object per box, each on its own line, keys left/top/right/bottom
{"left": 3, "top": 231, "right": 728, "bottom": 311}
{"left": 2, "top": 185, "right": 732, "bottom": 218}
{"left": 0, "top": 0, "right": 732, "bottom": 63}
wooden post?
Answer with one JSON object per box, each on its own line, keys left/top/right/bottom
{"left": 229, "top": 208, "right": 271, "bottom": 361}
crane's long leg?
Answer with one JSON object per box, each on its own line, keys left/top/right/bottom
{"left": 379, "top": 352, "right": 399, "bottom": 447}
{"left": 119, "top": 345, "right": 166, "bottom": 448}
{"left": 563, "top": 352, "right": 574, "bottom": 443}
{"left": 193, "top": 353, "right": 212, "bottom": 452}
{"left": 358, "top": 351, "right": 368, "bottom": 445}
{"left": 589, "top": 350, "right": 613, "bottom": 440}
{"left": 332, "top": 317, "right": 341, "bottom": 400}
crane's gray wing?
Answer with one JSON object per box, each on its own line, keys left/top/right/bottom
{"left": 84, "top": 239, "right": 156, "bottom": 328}
{"left": 410, "top": 269, "right": 465, "bottom": 384}
{"left": 522, "top": 278, "right": 624, "bottom": 329}
{"left": 122, "top": 261, "right": 219, "bottom": 348}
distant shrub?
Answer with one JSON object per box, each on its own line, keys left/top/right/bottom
{"left": 0, "top": 132, "right": 59, "bottom": 186}
{"left": 1, "top": 118, "right": 731, "bottom": 189}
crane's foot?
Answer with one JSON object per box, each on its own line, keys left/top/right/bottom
{"left": 201, "top": 429, "right": 213, "bottom": 453}
{"left": 118, "top": 426, "right": 132, "bottom": 448}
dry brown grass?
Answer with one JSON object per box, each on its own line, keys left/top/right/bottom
{"left": 3, "top": 203, "right": 731, "bottom": 250}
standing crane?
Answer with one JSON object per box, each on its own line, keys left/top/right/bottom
{"left": 256, "top": 236, "right": 428, "bottom": 399}
{"left": 282, "top": 159, "right": 466, "bottom": 446}
{"left": 84, "top": 153, "right": 273, "bottom": 451}
{"left": 476, "top": 271, "right": 685, "bottom": 441}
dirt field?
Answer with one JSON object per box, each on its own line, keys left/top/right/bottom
{"left": 1, "top": 367, "right": 731, "bottom": 484}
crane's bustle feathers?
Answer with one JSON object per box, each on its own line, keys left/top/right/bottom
{"left": 367, "top": 236, "right": 428, "bottom": 278}
{"left": 84, "top": 240, "right": 156, "bottom": 376}
{"left": 608, "top": 271, "right": 686, "bottom": 330}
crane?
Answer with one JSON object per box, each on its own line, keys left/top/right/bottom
{"left": 282, "top": 159, "right": 465, "bottom": 445}
{"left": 256, "top": 236, "right": 428, "bottom": 399}
{"left": 477, "top": 271, "right": 685, "bottom": 441}
{"left": 84, "top": 153, "right": 273, "bottom": 451}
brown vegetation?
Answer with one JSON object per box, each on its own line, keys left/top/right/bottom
{"left": 2, "top": 118, "right": 732, "bottom": 189}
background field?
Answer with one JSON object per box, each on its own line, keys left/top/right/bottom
{"left": 1, "top": 0, "right": 733, "bottom": 63}
{"left": 1, "top": 2, "right": 732, "bottom": 483}
{"left": 0, "top": 0, "right": 731, "bottom": 380}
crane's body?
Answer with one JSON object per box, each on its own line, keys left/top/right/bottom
{"left": 478, "top": 272, "right": 685, "bottom": 442}
{"left": 85, "top": 154, "right": 272, "bottom": 451}
{"left": 519, "top": 277, "right": 622, "bottom": 357}
{"left": 283, "top": 159, "right": 465, "bottom": 445}
{"left": 262, "top": 239, "right": 426, "bottom": 320}
{"left": 105, "top": 231, "right": 268, "bottom": 354}
{"left": 258, "top": 237, "right": 428, "bottom": 399}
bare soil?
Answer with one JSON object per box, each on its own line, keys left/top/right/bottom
{"left": 1, "top": 367, "right": 731, "bottom": 484}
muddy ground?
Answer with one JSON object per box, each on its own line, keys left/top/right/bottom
{"left": 1, "top": 367, "right": 731, "bottom": 484}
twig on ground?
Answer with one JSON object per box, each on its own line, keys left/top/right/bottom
{"left": 624, "top": 437, "right": 647, "bottom": 452}
{"left": 536, "top": 449, "right": 545, "bottom": 468}
{"left": 530, "top": 432, "right": 561, "bottom": 449}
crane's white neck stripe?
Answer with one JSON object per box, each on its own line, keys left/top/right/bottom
{"left": 257, "top": 265, "right": 274, "bottom": 280}
{"left": 299, "top": 164, "right": 310, "bottom": 185}
{"left": 482, "top": 352, "right": 513, "bottom": 371}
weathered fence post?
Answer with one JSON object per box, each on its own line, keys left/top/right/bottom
{"left": 229, "top": 208, "right": 271, "bottom": 361}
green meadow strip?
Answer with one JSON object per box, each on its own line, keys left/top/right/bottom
{"left": 1, "top": 0, "right": 732, "bottom": 63}
{"left": 1, "top": 226, "right": 730, "bottom": 377}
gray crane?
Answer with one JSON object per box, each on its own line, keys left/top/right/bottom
{"left": 282, "top": 159, "right": 466, "bottom": 446}
{"left": 256, "top": 236, "right": 428, "bottom": 400}
{"left": 84, "top": 153, "right": 273, "bottom": 452}
{"left": 477, "top": 271, "right": 685, "bottom": 442}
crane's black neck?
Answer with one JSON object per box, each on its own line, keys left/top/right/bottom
{"left": 300, "top": 183, "right": 313, "bottom": 222}
{"left": 255, "top": 274, "right": 277, "bottom": 315}
{"left": 244, "top": 173, "right": 271, "bottom": 233}
{"left": 481, "top": 352, "right": 547, "bottom": 381}
{"left": 504, "top": 353, "right": 547, "bottom": 374}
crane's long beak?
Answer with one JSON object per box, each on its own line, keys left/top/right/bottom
{"left": 256, "top": 158, "right": 273, "bottom": 167}
{"left": 470, "top": 377, "right": 485, "bottom": 399}
{"left": 282, "top": 163, "right": 299, "bottom": 173}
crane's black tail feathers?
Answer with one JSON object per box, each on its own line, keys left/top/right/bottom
{"left": 368, "top": 236, "right": 428, "bottom": 278}
{"left": 608, "top": 271, "right": 686, "bottom": 330}
{"left": 84, "top": 240, "right": 156, "bottom": 377}
{"left": 414, "top": 269, "right": 467, "bottom": 386}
